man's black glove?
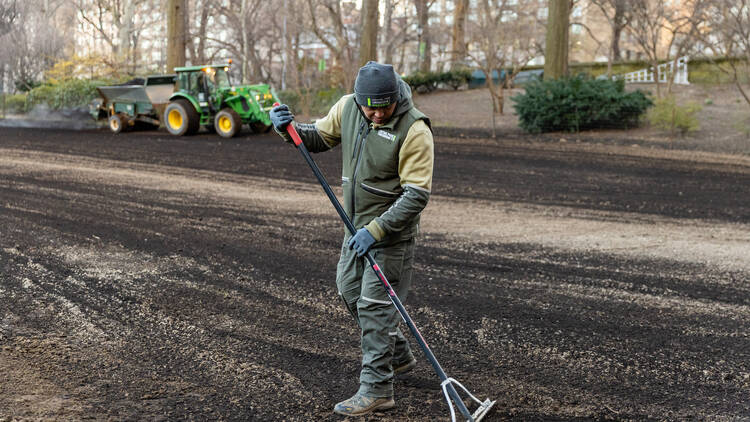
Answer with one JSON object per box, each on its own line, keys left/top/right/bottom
{"left": 270, "top": 104, "right": 294, "bottom": 132}
{"left": 348, "top": 228, "right": 376, "bottom": 257}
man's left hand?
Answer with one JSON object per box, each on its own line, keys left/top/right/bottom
{"left": 348, "top": 228, "right": 376, "bottom": 257}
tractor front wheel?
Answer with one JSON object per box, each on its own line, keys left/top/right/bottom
{"left": 164, "top": 99, "right": 200, "bottom": 136}
{"left": 108, "top": 113, "right": 126, "bottom": 134}
{"left": 214, "top": 108, "right": 242, "bottom": 138}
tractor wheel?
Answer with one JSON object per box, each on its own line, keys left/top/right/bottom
{"left": 164, "top": 99, "right": 200, "bottom": 136}
{"left": 214, "top": 108, "right": 242, "bottom": 138}
{"left": 251, "top": 122, "right": 273, "bottom": 134}
{"left": 108, "top": 114, "right": 125, "bottom": 134}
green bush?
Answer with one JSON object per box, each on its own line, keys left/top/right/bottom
{"left": 647, "top": 96, "right": 701, "bottom": 136}
{"left": 2, "top": 94, "right": 27, "bottom": 113}
{"left": 403, "top": 69, "right": 471, "bottom": 92}
{"left": 442, "top": 68, "right": 473, "bottom": 90}
{"left": 512, "top": 76, "right": 653, "bottom": 133}
{"left": 403, "top": 71, "right": 438, "bottom": 92}
{"left": 26, "top": 78, "right": 101, "bottom": 111}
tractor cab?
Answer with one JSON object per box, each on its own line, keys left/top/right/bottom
{"left": 176, "top": 64, "right": 232, "bottom": 111}
{"left": 164, "top": 62, "right": 279, "bottom": 137}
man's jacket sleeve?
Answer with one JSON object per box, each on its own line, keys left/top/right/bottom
{"left": 365, "top": 120, "right": 434, "bottom": 240}
{"left": 273, "top": 96, "right": 346, "bottom": 152}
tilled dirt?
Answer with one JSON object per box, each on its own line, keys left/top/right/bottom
{"left": 0, "top": 127, "right": 748, "bottom": 421}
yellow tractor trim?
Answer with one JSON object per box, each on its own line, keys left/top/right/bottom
{"left": 168, "top": 109, "right": 183, "bottom": 129}
{"left": 219, "top": 115, "right": 232, "bottom": 132}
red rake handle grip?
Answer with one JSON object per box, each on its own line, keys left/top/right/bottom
{"left": 273, "top": 102, "right": 303, "bottom": 147}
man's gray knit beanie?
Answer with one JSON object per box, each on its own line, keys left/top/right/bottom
{"left": 354, "top": 61, "right": 399, "bottom": 108}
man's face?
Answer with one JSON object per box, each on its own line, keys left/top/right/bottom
{"left": 360, "top": 103, "right": 397, "bottom": 125}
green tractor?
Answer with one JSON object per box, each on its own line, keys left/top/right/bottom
{"left": 164, "top": 63, "right": 279, "bottom": 137}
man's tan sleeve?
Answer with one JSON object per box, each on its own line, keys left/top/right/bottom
{"left": 398, "top": 120, "right": 434, "bottom": 192}
{"left": 314, "top": 94, "right": 353, "bottom": 148}
{"left": 365, "top": 119, "right": 433, "bottom": 241}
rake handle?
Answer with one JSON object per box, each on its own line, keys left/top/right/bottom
{"left": 282, "top": 119, "right": 475, "bottom": 421}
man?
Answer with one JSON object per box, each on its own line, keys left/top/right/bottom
{"left": 269, "top": 61, "right": 434, "bottom": 417}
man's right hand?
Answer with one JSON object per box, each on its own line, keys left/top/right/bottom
{"left": 270, "top": 104, "right": 294, "bottom": 132}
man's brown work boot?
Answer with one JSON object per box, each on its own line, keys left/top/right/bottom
{"left": 333, "top": 391, "right": 395, "bottom": 416}
{"left": 393, "top": 356, "right": 417, "bottom": 375}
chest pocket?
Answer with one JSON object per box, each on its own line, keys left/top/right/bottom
{"left": 362, "top": 128, "right": 399, "bottom": 180}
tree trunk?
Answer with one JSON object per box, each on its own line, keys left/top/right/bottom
{"left": 612, "top": 22, "right": 622, "bottom": 61}
{"left": 544, "top": 0, "right": 570, "bottom": 80}
{"left": 606, "top": 22, "right": 622, "bottom": 78}
{"left": 196, "top": 0, "right": 210, "bottom": 64}
{"left": 415, "top": 0, "right": 431, "bottom": 72}
{"left": 359, "top": 0, "right": 379, "bottom": 67}
{"left": 118, "top": 0, "right": 135, "bottom": 67}
{"left": 241, "top": 0, "right": 249, "bottom": 82}
{"left": 381, "top": 0, "right": 393, "bottom": 64}
{"left": 652, "top": 58, "right": 661, "bottom": 98}
{"left": 166, "top": 0, "right": 187, "bottom": 72}
{"left": 450, "top": 0, "right": 468, "bottom": 69}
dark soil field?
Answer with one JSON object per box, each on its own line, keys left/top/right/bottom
{"left": 1, "top": 126, "right": 749, "bottom": 421}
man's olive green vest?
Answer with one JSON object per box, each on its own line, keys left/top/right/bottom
{"left": 340, "top": 97, "right": 430, "bottom": 244}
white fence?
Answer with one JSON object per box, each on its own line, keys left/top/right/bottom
{"left": 622, "top": 56, "right": 690, "bottom": 85}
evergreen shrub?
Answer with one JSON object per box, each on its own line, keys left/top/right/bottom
{"left": 403, "top": 69, "right": 472, "bottom": 92}
{"left": 26, "top": 79, "right": 101, "bottom": 111}
{"left": 647, "top": 96, "right": 701, "bottom": 136}
{"left": 512, "top": 76, "right": 653, "bottom": 133}
{"left": 3, "top": 94, "right": 28, "bottom": 113}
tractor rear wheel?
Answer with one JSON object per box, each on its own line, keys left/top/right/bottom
{"left": 214, "top": 108, "right": 242, "bottom": 138}
{"left": 108, "top": 113, "right": 126, "bottom": 133}
{"left": 164, "top": 99, "right": 200, "bottom": 136}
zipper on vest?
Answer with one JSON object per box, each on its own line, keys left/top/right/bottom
{"left": 350, "top": 122, "right": 371, "bottom": 222}
{"left": 352, "top": 121, "right": 366, "bottom": 159}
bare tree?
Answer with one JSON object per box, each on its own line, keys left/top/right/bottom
{"left": 544, "top": 0, "right": 571, "bottom": 80}
{"left": 0, "top": 0, "right": 17, "bottom": 36}
{"left": 467, "top": 0, "right": 539, "bottom": 133}
{"left": 413, "top": 0, "right": 434, "bottom": 72}
{"left": 450, "top": 0, "right": 468, "bottom": 69}
{"left": 306, "top": 0, "right": 358, "bottom": 89}
{"left": 76, "top": 0, "right": 152, "bottom": 73}
{"left": 359, "top": 0, "right": 379, "bottom": 66}
{"left": 187, "top": 0, "right": 213, "bottom": 65}
{"left": 380, "top": 0, "right": 413, "bottom": 70}
{"left": 697, "top": 0, "right": 750, "bottom": 107}
{"left": 590, "top": 0, "right": 631, "bottom": 77}
{"left": 626, "top": 0, "right": 707, "bottom": 97}
{"left": 0, "top": 0, "right": 66, "bottom": 91}
{"left": 166, "top": 0, "right": 188, "bottom": 71}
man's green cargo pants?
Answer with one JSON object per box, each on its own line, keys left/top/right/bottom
{"left": 336, "top": 236, "right": 416, "bottom": 398}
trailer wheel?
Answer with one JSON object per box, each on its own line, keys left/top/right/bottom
{"left": 164, "top": 99, "right": 200, "bottom": 136}
{"left": 214, "top": 108, "right": 242, "bottom": 138}
{"left": 251, "top": 122, "right": 272, "bottom": 133}
{"left": 109, "top": 113, "right": 126, "bottom": 134}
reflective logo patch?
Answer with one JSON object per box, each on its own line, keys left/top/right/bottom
{"left": 377, "top": 130, "right": 396, "bottom": 142}
{"left": 368, "top": 97, "right": 390, "bottom": 107}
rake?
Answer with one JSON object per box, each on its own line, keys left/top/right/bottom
{"left": 282, "top": 119, "right": 496, "bottom": 421}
